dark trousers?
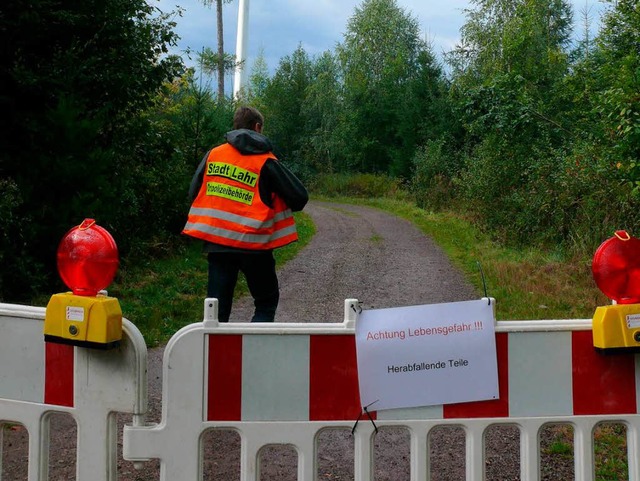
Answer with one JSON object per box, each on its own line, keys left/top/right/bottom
{"left": 207, "top": 251, "right": 279, "bottom": 322}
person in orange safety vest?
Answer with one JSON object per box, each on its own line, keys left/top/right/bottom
{"left": 183, "top": 106, "right": 308, "bottom": 322}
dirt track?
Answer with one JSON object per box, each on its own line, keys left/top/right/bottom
{"left": 230, "top": 201, "right": 478, "bottom": 322}
{"left": 3, "top": 201, "right": 572, "bottom": 480}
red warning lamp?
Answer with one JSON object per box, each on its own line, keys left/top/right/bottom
{"left": 57, "top": 218, "right": 119, "bottom": 297}
{"left": 592, "top": 230, "right": 640, "bottom": 353}
{"left": 592, "top": 230, "right": 640, "bottom": 304}
{"left": 44, "top": 219, "right": 122, "bottom": 349}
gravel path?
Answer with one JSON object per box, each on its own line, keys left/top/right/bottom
{"left": 230, "top": 201, "right": 477, "bottom": 322}
{"left": 3, "top": 201, "right": 573, "bottom": 480}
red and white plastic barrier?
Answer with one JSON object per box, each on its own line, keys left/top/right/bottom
{"left": 0, "top": 303, "right": 146, "bottom": 481}
{"left": 3, "top": 299, "right": 640, "bottom": 480}
{"left": 123, "top": 299, "right": 640, "bottom": 481}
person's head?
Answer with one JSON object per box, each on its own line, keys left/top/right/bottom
{"left": 233, "top": 106, "right": 264, "bottom": 133}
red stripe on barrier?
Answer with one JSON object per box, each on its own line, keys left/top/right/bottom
{"left": 572, "top": 330, "right": 637, "bottom": 415}
{"left": 443, "top": 332, "right": 509, "bottom": 419}
{"left": 207, "top": 334, "right": 243, "bottom": 421}
{"left": 310, "top": 335, "right": 368, "bottom": 421}
{"left": 44, "top": 343, "right": 74, "bottom": 407}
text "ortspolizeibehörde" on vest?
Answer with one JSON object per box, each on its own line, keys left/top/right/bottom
{"left": 207, "top": 182, "right": 254, "bottom": 205}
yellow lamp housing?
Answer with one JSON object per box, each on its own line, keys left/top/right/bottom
{"left": 44, "top": 292, "right": 122, "bottom": 349}
{"left": 592, "top": 303, "right": 640, "bottom": 354}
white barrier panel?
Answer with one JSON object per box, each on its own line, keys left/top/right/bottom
{"left": 0, "top": 303, "right": 147, "bottom": 481}
{"left": 122, "top": 298, "right": 640, "bottom": 481}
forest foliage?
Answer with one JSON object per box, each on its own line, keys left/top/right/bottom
{"left": 247, "top": 0, "right": 640, "bottom": 254}
{"left": 1, "top": 0, "right": 638, "bottom": 301}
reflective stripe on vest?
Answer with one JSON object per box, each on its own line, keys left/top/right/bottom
{"left": 187, "top": 207, "right": 293, "bottom": 230}
{"left": 184, "top": 216, "right": 297, "bottom": 245}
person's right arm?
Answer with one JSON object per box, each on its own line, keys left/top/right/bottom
{"left": 260, "top": 159, "right": 308, "bottom": 212}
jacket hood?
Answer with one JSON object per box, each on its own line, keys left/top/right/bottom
{"left": 225, "top": 129, "right": 273, "bottom": 155}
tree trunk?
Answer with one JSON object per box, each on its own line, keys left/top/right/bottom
{"left": 216, "top": 0, "right": 224, "bottom": 100}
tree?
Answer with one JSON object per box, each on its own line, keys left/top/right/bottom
{"left": 300, "top": 52, "right": 344, "bottom": 174}
{"left": 249, "top": 48, "right": 348, "bottom": 177}
{"left": 260, "top": 45, "right": 313, "bottom": 167}
{"left": 449, "top": 0, "right": 572, "bottom": 91}
{"left": 594, "top": 0, "right": 640, "bottom": 187}
{"left": 245, "top": 48, "right": 270, "bottom": 105}
{"left": 200, "top": 0, "right": 234, "bottom": 99}
{"left": 444, "top": 0, "right": 578, "bottom": 242}
{"left": 336, "top": 0, "right": 428, "bottom": 176}
{"left": 197, "top": 46, "right": 237, "bottom": 94}
{"left": 446, "top": 0, "right": 574, "bottom": 179}
{"left": 0, "top": 0, "right": 183, "bottom": 300}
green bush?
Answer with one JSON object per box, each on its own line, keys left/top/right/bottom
{"left": 310, "top": 173, "right": 406, "bottom": 199}
{"left": 410, "top": 137, "right": 461, "bottom": 210}
{"left": 0, "top": 179, "right": 46, "bottom": 300}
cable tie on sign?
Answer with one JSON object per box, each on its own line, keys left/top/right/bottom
{"left": 351, "top": 301, "right": 363, "bottom": 315}
{"left": 476, "top": 261, "right": 490, "bottom": 305}
{"left": 352, "top": 400, "right": 379, "bottom": 435}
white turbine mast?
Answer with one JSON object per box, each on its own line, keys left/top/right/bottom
{"left": 233, "top": 0, "right": 250, "bottom": 98}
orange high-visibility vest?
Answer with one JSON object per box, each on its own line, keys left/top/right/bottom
{"left": 182, "top": 144, "right": 298, "bottom": 250}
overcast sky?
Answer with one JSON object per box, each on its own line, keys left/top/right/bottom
{"left": 154, "top": 0, "right": 607, "bottom": 82}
